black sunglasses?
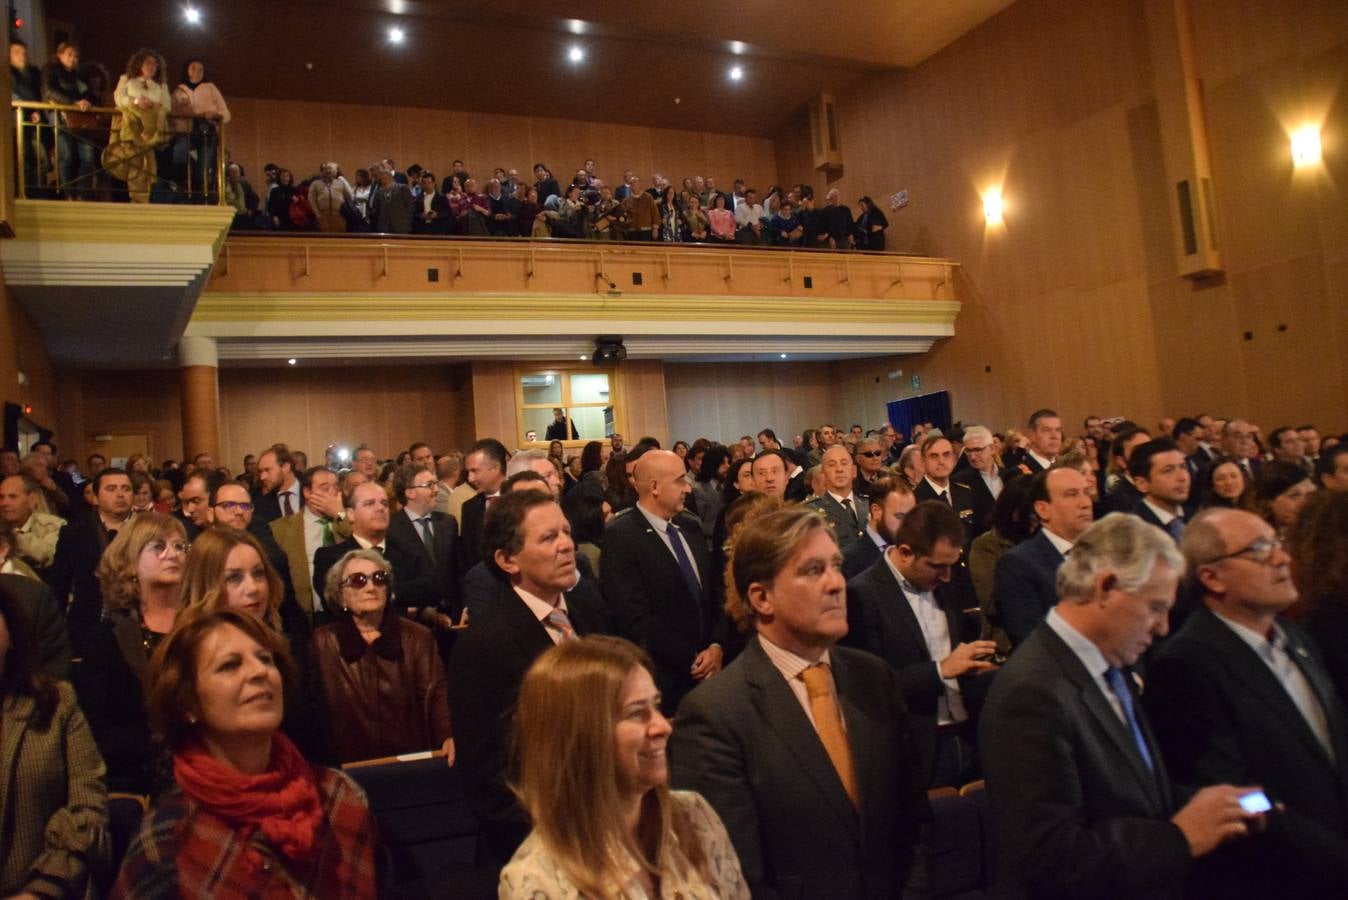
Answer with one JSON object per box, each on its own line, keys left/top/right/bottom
{"left": 342, "top": 571, "right": 390, "bottom": 589}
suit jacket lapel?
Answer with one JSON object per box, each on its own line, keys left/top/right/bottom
{"left": 1286, "top": 630, "right": 1348, "bottom": 766}
{"left": 495, "top": 580, "right": 554, "bottom": 661}
{"left": 1040, "top": 628, "right": 1166, "bottom": 812}
{"left": 743, "top": 638, "right": 860, "bottom": 836}
{"left": 869, "top": 563, "right": 931, "bottom": 660}
{"left": 1192, "top": 609, "right": 1342, "bottom": 769}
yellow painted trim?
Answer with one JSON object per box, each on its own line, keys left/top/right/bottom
{"left": 193, "top": 292, "right": 961, "bottom": 325}
{"left": 12, "top": 199, "right": 234, "bottom": 251}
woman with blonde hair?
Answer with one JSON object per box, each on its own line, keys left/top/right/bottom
{"left": 501, "top": 635, "right": 748, "bottom": 899}
{"left": 111, "top": 48, "right": 170, "bottom": 202}
{"left": 75, "top": 512, "right": 188, "bottom": 792}
{"left": 180, "top": 527, "right": 282, "bottom": 629}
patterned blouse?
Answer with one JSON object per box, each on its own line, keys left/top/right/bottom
{"left": 110, "top": 767, "right": 377, "bottom": 899}
{"left": 499, "top": 790, "right": 749, "bottom": 899}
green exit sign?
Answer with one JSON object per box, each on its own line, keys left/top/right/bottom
{"left": 911, "top": 374, "right": 921, "bottom": 391}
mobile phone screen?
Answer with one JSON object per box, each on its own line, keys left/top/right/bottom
{"left": 1238, "top": 790, "right": 1271, "bottom": 814}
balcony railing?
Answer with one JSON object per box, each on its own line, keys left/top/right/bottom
{"left": 11, "top": 100, "right": 226, "bottom": 204}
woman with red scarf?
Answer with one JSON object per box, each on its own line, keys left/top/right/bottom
{"left": 110, "top": 610, "right": 377, "bottom": 899}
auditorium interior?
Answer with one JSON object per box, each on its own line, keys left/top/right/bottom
{"left": 1, "top": 0, "right": 1343, "bottom": 462}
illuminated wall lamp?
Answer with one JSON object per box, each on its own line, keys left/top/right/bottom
{"left": 1290, "top": 126, "right": 1321, "bottom": 167}
{"left": 982, "top": 189, "right": 1004, "bottom": 225}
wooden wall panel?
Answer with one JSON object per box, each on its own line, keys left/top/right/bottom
{"left": 664, "top": 362, "right": 836, "bottom": 444}
{"left": 773, "top": 0, "right": 1348, "bottom": 433}
{"left": 224, "top": 98, "right": 779, "bottom": 196}
{"left": 0, "top": 277, "right": 59, "bottom": 446}
{"left": 57, "top": 370, "right": 184, "bottom": 467}
{"left": 620, "top": 361, "right": 670, "bottom": 447}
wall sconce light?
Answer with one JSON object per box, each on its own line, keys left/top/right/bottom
{"left": 1290, "top": 126, "right": 1322, "bottom": 167}
{"left": 982, "top": 189, "right": 1004, "bottom": 225}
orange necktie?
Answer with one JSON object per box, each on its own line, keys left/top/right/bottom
{"left": 801, "top": 663, "right": 859, "bottom": 808}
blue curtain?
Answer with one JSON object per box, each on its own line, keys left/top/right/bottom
{"left": 886, "top": 391, "right": 951, "bottom": 440}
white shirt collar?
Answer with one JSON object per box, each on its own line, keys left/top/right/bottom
{"left": 1028, "top": 450, "right": 1055, "bottom": 470}
{"left": 636, "top": 500, "right": 672, "bottom": 530}
{"left": 923, "top": 475, "right": 951, "bottom": 495}
{"left": 513, "top": 584, "right": 568, "bottom": 624}
{"left": 758, "top": 632, "right": 831, "bottom": 680}
{"left": 353, "top": 533, "right": 385, "bottom": 551}
{"left": 1142, "top": 497, "right": 1180, "bottom": 524}
{"left": 1040, "top": 527, "right": 1074, "bottom": 557}
{"left": 827, "top": 489, "right": 855, "bottom": 507}
{"left": 1046, "top": 608, "right": 1110, "bottom": 680}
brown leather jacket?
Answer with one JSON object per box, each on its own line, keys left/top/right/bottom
{"left": 312, "top": 607, "right": 452, "bottom": 764}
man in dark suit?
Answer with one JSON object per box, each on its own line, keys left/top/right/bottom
{"left": 543, "top": 407, "right": 578, "bottom": 440}
{"left": 852, "top": 437, "right": 887, "bottom": 499}
{"left": 993, "top": 467, "right": 1095, "bottom": 648}
{"left": 387, "top": 463, "right": 459, "bottom": 615}
{"left": 457, "top": 438, "right": 508, "bottom": 573}
{"left": 1221, "top": 420, "right": 1262, "bottom": 482}
{"left": 981, "top": 513, "right": 1267, "bottom": 899}
{"left": 844, "top": 501, "right": 998, "bottom": 786}
{"left": 1001, "top": 408, "right": 1062, "bottom": 481}
{"left": 913, "top": 434, "right": 978, "bottom": 548}
{"left": 1144, "top": 508, "right": 1348, "bottom": 895}
{"left": 749, "top": 449, "right": 790, "bottom": 501}
{"left": 448, "top": 490, "right": 610, "bottom": 866}
{"left": 252, "top": 444, "right": 303, "bottom": 525}
{"left": 174, "top": 470, "right": 211, "bottom": 540}
{"left": 1173, "top": 417, "right": 1209, "bottom": 481}
{"left": 412, "top": 171, "right": 450, "bottom": 234}
{"left": 1128, "top": 438, "right": 1191, "bottom": 544}
{"left": 47, "top": 468, "right": 133, "bottom": 656}
{"left": 806, "top": 446, "right": 868, "bottom": 552}
{"left": 670, "top": 505, "right": 930, "bottom": 898}
{"left": 1102, "top": 427, "right": 1152, "bottom": 514}
{"left": 840, "top": 476, "right": 914, "bottom": 580}
{"left": 602, "top": 450, "right": 724, "bottom": 713}
{"left": 368, "top": 164, "right": 414, "bottom": 234}
{"left": 952, "top": 425, "right": 1001, "bottom": 539}
{"left": 312, "top": 481, "right": 444, "bottom": 621}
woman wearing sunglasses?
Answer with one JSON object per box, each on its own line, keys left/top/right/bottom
{"left": 75, "top": 513, "right": 189, "bottom": 793}
{"left": 311, "top": 548, "right": 453, "bottom": 764}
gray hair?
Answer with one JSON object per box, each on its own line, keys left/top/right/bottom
{"left": 962, "top": 425, "right": 992, "bottom": 445}
{"left": 323, "top": 548, "right": 393, "bottom": 611}
{"left": 899, "top": 445, "right": 923, "bottom": 470}
{"left": 1180, "top": 507, "right": 1242, "bottom": 593}
{"left": 506, "top": 448, "right": 550, "bottom": 477}
{"left": 1056, "top": 513, "right": 1184, "bottom": 603}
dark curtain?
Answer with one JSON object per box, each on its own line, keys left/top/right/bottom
{"left": 886, "top": 391, "right": 951, "bottom": 440}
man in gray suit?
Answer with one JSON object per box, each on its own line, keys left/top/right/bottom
{"left": 807, "top": 445, "right": 869, "bottom": 552}
{"left": 671, "top": 505, "right": 929, "bottom": 899}
{"left": 368, "top": 164, "right": 413, "bottom": 235}
{"left": 980, "top": 513, "right": 1266, "bottom": 899}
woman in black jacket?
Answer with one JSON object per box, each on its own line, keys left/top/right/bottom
{"left": 854, "top": 195, "right": 890, "bottom": 251}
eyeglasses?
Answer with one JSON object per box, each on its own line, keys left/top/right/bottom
{"left": 409, "top": 482, "right": 436, "bottom": 491}
{"left": 145, "top": 539, "right": 190, "bottom": 558}
{"left": 1207, "top": 536, "right": 1284, "bottom": 565}
{"left": 342, "top": 570, "right": 390, "bottom": 589}
{"left": 214, "top": 501, "right": 254, "bottom": 512}
{"left": 858, "top": 450, "right": 884, "bottom": 458}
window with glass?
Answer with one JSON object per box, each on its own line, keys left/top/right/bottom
{"left": 517, "top": 368, "right": 619, "bottom": 445}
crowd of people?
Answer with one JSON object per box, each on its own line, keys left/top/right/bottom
{"left": 1, "top": 405, "right": 1345, "bottom": 898}
{"left": 9, "top": 40, "right": 891, "bottom": 250}
{"left": 227, "top": 157, "right": 891, "bottom": 250}
{"left": 10, "top": 39, "right": 229, "bottom": 203}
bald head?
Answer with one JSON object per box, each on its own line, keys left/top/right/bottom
{"left": 634, "top": 450, "right": 690, "bottom": 520}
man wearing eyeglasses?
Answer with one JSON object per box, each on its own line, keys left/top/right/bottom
{"left": 953, "top": 425, "right": 1001, "bottom": 540}
{"left": 388, "top": 463, "right": 459, "bottom": 617}
{"left": 1144, "top": 508, "right": 1348, "bottom": 897}
{"left": 852, "top": 437, "right": 887, "bottom": 499}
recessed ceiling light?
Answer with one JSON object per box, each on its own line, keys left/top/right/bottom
{"left": 579, "top": 354, "right": 588, "bottom": 360}
{"left": 183, "top": 5, "right": 202, "bottom": 24}
{"left": 779, "top": 353, "right": 788, "bottom": 359}
{"left": 388, "top": 26, "right": 405, "bottom": 44}
{"left": 568, "top": 45, "right": 585, "bottom": 63}
{"left": 729, "top": 65, "right": 744, "bottom": 82}
{"left": 287, "top": 358, "right": 297, "bottom": 366}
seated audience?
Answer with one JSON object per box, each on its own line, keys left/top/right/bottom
{"left": 969, "top": 473, "right": 1037, "bottom": 653}
{"left": 1198, "top": 453, "right": 1249, "bottom": 508}
{"left": 113, "top": 610, "right": 376, "bottom": 898}
{"left": 1315, "top": 442, "right": 1348, "bottom": 491}
{"left": 670, "top": 506, "right": 929, "bottom": 898}
{"left": 311, "top": 548, "right": 452, "bottom": 764}
{"left": 981, "top": 513, "right": 1268, "bottom": 898}
{"left": 76, "top": 513, "right": 188, "bottom": 793}
{"left": 1145, "top": 507, "right": 1348, "bottom": 896}
{"left": 0, "top": 582, "right": 109, "bottom": 898}
{"left": 500, "top": 636, "right": 748, "bottom": 898}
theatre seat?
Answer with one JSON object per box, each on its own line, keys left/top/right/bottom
{"left": 343, "top": 755, "right": 496, "bottom": 898}
{"left": 925, "top": 791, "right": 991, "bottom": 899}
{"left": 106, "top": 793, "right": 148, "bottom": 875}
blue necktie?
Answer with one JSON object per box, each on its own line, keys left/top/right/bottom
{"left": 1166, "top": 517, "right": 1185, "bottom": 543}
{"left": 666, "top": 522, "right": 703, "bottom": 601}
{"left": 1105, "top": 667, "right": 1154, "bottom": 771}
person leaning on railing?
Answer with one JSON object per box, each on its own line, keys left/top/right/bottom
{"left": 112, "top": 48, "right": 170, "bottom": 203}
{"left": 170, "top": 58, "right": 230, "bottom": 202}
{"left": 41, "top": 41, "right": 99, "bottom": 200}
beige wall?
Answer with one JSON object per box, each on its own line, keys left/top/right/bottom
{"left": 775, "top": 0, "right": 1348, "bottom": 435}
{"left": 0, "top": 273, "right": 59, "bottom": 446}
{"left": 665, "top": 362, "right": 838, "bottom": 444}
{"left": 226, "top": 97, "right": 779, "bottom": 199}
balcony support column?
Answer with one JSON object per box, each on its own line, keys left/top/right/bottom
{"left": 178, "top": 336, "right": 221, "bottom": 464}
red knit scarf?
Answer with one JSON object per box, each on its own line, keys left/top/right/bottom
{"left": 173, "top": 731, "right": 324, "bottom": 867}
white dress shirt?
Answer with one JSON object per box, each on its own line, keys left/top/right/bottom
{"left": 1214, "top": 613, "right": 1335, "bottom": 760}
{"left": 276, "top": 480, "right": 300, "bottom": 517}
{"left": 980, "top": 469, "right": 1003, "bottom": 500}
{"left": 885, "top": 553, "right": 967, "bottom": 724}
{"left": 636, "top": 502, "right": 702, "bottom": 587}
{"left": 514, "top": 585, "right": 571, "bottom": 646}
{"left": 1045, "top": 608, "right": 1125, "bottom": 725}
{"left": 301, "top": 507, "right": 329, "bottom": 606}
